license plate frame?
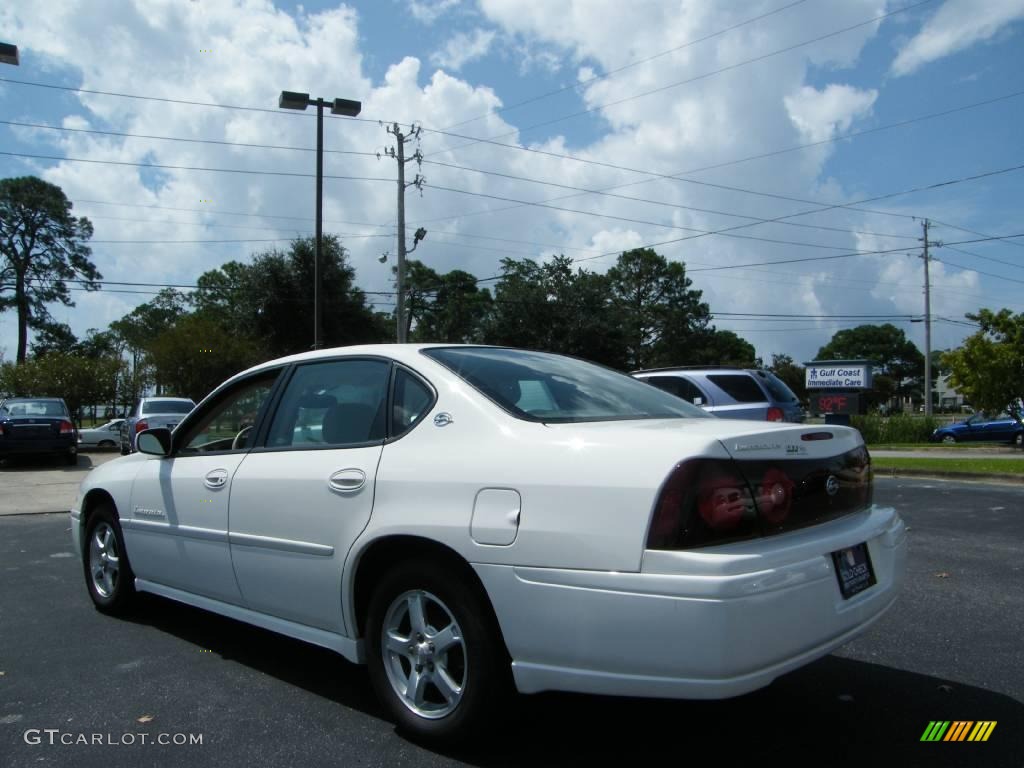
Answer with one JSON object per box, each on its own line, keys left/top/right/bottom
{"left": 831, "top": 542, "right": 876, "bottom": 599}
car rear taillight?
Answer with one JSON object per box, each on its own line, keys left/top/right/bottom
{"left": 59, "top": 420, "right": 74, "bottom": 435}
{"left": 135, "top": 419, "right": 149, "bottom": 434}
{"left": 766, "top": 407, "right": 784, "bottom": 422}
{"left": 647, "top": 459, "right": 760, "bottom": 549}
{"left": 648, "top": 448, "right": 872, "bottom": 550}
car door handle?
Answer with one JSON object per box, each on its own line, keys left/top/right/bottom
{"left": 329, "top": 469, "right": 366, "bottom": 493}
{"left": 204, "top": 468, "right": 229, "bottom": 490}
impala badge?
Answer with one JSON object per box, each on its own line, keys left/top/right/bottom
{"left": 433, "top": 412, "right": 453, "bottom": 427}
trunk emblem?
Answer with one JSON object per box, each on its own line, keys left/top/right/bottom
{"left": 825, "top": 475, "right": 840, "bottom": 496}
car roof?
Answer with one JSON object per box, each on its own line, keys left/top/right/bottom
{"left": 632, "top": 367, "right": 762, "bottom": 375}
{"left": 2, "top": 396, "right": 66, "bottom": 401}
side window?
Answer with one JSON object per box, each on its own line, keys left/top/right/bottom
{"left": 706, "top": 374, "right": 766, "bottom": 403}
{"left": 645, "top": 376, "right": 709, "bottom": 405}
{"left": 179, "top": 372, "right": 279, "bottom": 454}
{"left": 267, "top": 359, "right": 390, "bottom": 449}
{"left": 392, "top": 368, "right": 434, "bottom": 439}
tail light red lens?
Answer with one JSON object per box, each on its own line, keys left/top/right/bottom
{"left": 756, "top": 467, "right": 794, "bottom": 525}
{"left": 647, "top": 459, "right": 759, "bottom": 549}
{"left": 648, "top": 447, "right": 872, "bottom": 550}
{"left": 766, "top": 407, "right": 784, "bottom": 422}
{"left": 135, "top": 419, "right": 149, "bottom": 434}
{"left": 59, "top": 420, "right": 74, "bottom": 435}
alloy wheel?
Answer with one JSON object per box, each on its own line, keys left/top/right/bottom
{"left": 381, "top": 589, "right": 467, "bottom": 720}
{"left": 89, "top": 522, "right": 120, "bottom": 598}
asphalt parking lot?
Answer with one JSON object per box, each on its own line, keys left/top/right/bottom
{"left": 0, "top": 478, "right": 1021, "bottom": 767}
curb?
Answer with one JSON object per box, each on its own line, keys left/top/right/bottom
{"left": 875, "top": 467, "right": 1024, "bottom": 484}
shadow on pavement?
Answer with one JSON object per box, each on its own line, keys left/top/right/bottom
{"left": 0, "top": 454, "right": 95, "bottom": 472}
{"left": 126, "top": 594, "right": 1024, "bottom": 767}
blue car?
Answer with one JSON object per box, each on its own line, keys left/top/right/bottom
{"left": 931, "top": 412, "right": 1023, "bottom": 446}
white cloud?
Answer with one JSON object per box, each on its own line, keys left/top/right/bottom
{"left": 2, "top": 0, "right": 1014, "bottom": 363}
{"left": 891, "top": 0, "right": 1024, "bottom": 76}
{"left": 407, "top": 0, "right": 461, "bottom": 25}
{"left": 784, "top": 84, "right": 879, "bottom": 143}
{"left": 430, "top": 29, "right": 497, "bottom": 72}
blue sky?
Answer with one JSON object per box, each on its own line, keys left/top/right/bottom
{"left": 1, "top": 0, "right": 1023, "bottom": 364}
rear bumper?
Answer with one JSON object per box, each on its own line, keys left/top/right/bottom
{"left": 474, "top": 504, "right": 906, "bottom": 699}
{"left": 0, "top": 438, "right": 76, "bottom": 456}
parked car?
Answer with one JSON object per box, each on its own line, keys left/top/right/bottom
{"left": 72, "top": 345, "right": 905, "bottom": 744}
{"left": 930, "top": 411, "right": 1023, "bottom": 446}
{"left": 119, "top": 397, "right": 196, "bottom": 454}
{"left": 633, "top": 366, "right": 805, "bottom": 422}
{"left": 0, "top": 397, "right": 78, "bottom": 465}
{"left": 78, "top": 419, "right": 125, "bottom": 449}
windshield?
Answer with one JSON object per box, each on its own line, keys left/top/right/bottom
{"left": 142, "top": 399, "right": 195, "bottom": 415}
{"left": 2, "top": 400, "right": 69, "bottom": 418}
{"left": 423, "top": 347, "right": 709, "bottom": 423}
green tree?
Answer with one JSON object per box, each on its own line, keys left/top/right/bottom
{"left": 816, "top": 323, "right": 924, "bottom": 406}
{"left": 0, "top": 177, "right": 100, "bottom": 362}
{"left": 109, "top": 288, "right": 191, "bottom": 397}
{"left": 194, "top": 236, "right": 384, "bottom": 357}
{"left": 0, "top": 353, "right": 121, "bottom": 423}
{"left": 606, "top": 248, "right": 711, "bottom": 369}
{"left": 943, "top": 308, "right": 1024, "bottom": 433}
{"left": 687, "top": 329, "right": 757, "bottom": 368}
{"left": 485, "top": 255, "right": 628, "bottom": 368}
{"left": 401, "top": 260, "right": 493, "bottom": 344}
{"left": 147, "top": 314, "right": 263, "bottom": 402}
{"left": 767, "top": 353, "right": 807, "bottom": 400}
{"left": 29, "top": 320, "right": 79, "bottom": 357}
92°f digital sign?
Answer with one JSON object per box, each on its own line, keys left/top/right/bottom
{"left": 805, "top": 363, "right": 872, "bottom": 389}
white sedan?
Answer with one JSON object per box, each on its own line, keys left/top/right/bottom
{"left": 71, "top": 345, "right": 906, "bottom": 743}
{"left": 77, "top": 419, "right": 125, "bottom": 449}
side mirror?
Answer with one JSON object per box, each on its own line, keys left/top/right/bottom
{"left": 137, "top": 427, "right": 172, "bottom": 456}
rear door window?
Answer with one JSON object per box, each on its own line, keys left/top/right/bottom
{"left": 644, "top": 376, "right": 711, "bottom": 406}
{"left": 707, "top": 374, "right": 767, "bottom": 403}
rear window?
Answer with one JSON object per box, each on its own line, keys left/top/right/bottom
{"left": 142, "top": 399, "right": 195, "bottom": 415}
{"left": 423, "top": 347, "right": 709, "bottom": 423}
{"left": 2, "top": 400, "right": 69, "bottom": 417}
{"left": 706, "top": 374, "right": 766, "bottom": 403}
{"left": 757, "top": 371, "right": 799, "bottom": 403}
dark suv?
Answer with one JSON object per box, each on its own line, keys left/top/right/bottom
{"left": 0, "top": 397, "right": 78, "bottom": 465}
{"left": 632, "top": 367, "right": 805, "bottom": 422}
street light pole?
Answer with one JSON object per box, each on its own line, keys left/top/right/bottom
{"left": 314, "top": 97, "right": 324, "bottom": 350}
{"left": 278, "top": 91, "right": 361, "bottom": 351}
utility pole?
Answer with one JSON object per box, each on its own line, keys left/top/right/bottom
{"left": 385, "top": 123, "right": 424, "bottom": 342}
{"left": 920, "top": 218, "right": 933, "bottom": 416}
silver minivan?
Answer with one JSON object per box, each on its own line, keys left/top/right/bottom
{"left": 632, "top": 367, "right": 805, "bottom": 422}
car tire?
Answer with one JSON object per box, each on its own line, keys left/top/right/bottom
{"left": 365, "top": 559, "right": 511, "bottom": 745}
{"left": 83, "top": 504, "right": 136, "bottom": 615}
{"left": 941, "top": 435, "right": 957, "bottom": 444}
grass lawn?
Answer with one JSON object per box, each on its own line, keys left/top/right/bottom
{"left": 869, "top": 442, "right": 980, "bottom": 451}
{"left": 872, "top": 457, "right": 1024, "bottom": 476}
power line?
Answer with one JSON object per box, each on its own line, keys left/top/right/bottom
{"left": 0, "top": 77, "right": 384, "bottom": 124}
{"left": 0, "top": 150, "right": 393, "bottom": 182}
{"left": 422, "top": 158, "right": 920, "bottom": 241}
{"left": 932, "top": 257, "right": 1024, "bottom": 285}
{"left": 0, "top": 120, "right": 381, "bottom": 156}
{"left": 426, "top": 180, "right": 909, "bottom": 253}
{"left": 439, "top": 0, "right": 812, "bottom": 131}
{"left": 930, "top": 217, "right": 1024, "bottom": 250}
{"left": 941, "top": 244, "right": 1024, "bottom": 271}
{"left": 425, "top": 0, "right": 935, "bottom": 156}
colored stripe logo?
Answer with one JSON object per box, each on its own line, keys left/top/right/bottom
{"left": 921, "top": 721, "right": 996, "bottom": 742}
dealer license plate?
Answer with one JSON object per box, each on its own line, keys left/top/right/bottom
{"left": 831, "top": 542, "right": 876, "bottom": 599}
